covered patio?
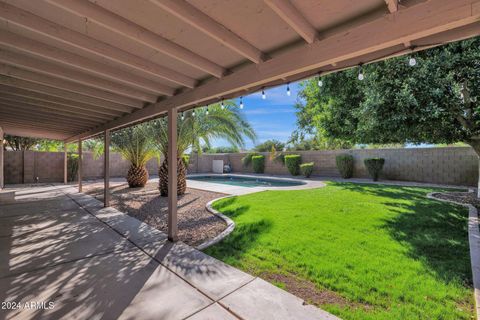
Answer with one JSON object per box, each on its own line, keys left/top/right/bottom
{"left": 1, "top": 0, "right": 480, "bottom": 318}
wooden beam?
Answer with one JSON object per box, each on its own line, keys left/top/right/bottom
{"left": 78, "top": 139, "right": 82, "bottom": 192}
{"left": 0, "top": 30, "right": 176, "bottom": 96}
{"left": 0, "top": 110, "right": 92, "bottom": 130}
{"left": 167, "top": 107, "right": 178, "bottom": 242}
{"left": 104, "top": 130, "right": 110, "bottom": 207}
{"left": 0, "top": 63, "right": 144, "bottom": 108}
{"left": 0, "top": 126, "right": 3, "bottom": 189}
{"left": 47, "top": 0, "right": 225, "bottom": 78}
{"left": 150, "top": 0, "right": 264, "bottom": 63}
{"left": 0, "top": 117, "right": 85, "bottom": 132}
{"left": 0, "top": 1, "right": 197, "bottom": 88}
{"left": 0, "top": 89, "right": 121, "bottom": 119}
{"left": 64, "top": 142, "right": 68, "bottom": 184}
{"left": 385, "top": 0, "right": 399, "bottom": 13}
{"left": 264, "top": 0, "right": 317, "bottom": 44}
{"left": 0, "top": 49, "right": 158, "bottom": 102}
{"left": 0, "top": 124, "right": 72, "bottom": 140}
{"left": 67, "top": 0, "right": 480, "bottom": 142}
{"left": 0, "top": 76, "right": 135, "bottom": 113}
{"left": 0, "top": 97, "right": 110, "bottom": 122}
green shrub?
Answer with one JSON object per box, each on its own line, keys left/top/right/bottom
{"left": 242, "top": 153, "right": 258, "bottom": 167}
{"left": 300, "top": 162, "right": 314, "bottom": 178}
{"left": 67, "top": 153, "right": 79, "bottom": 182}
{"left": 284, "top": 154, "right": 301, "bottom": 176}
{"left": 252, "top": 155, "right": 265, "bottom": 173}
{"left": 364, "top": 158, "right": 385, "bottom": 181}
{"left": 336, "top": 154, "right": 354, "bottom": 179}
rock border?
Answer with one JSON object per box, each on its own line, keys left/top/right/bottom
{"left": 428, "top": 190, "right": 480, "bottom": 320}
{"left": 196, "top": 195, "right": 235, "bottom": 251}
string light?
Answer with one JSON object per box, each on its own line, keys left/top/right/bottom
{"left": 192, "top": 109, "right": 195, "bottom": 117}
{"left": 408, "top": 46, "right": 417, "bottom": 67}
{"left": 262, "top": 88, "right": 266, "bottom": 100}
{"left": 181, "top": 112, "right": 185, "bottom": 120}
{"left": 221, "top": 100, "right": 225, "bottom": 110}
{"left": 317, "top": 73, "right": 323, "bottom": 87}
{"left": 357, "top": 64, "right": 364, "bottom": 81}
{"left": 286, "top": 82, "right": 291, "bottom": 96}
{"left": 206, "top": 106, "right": 209, "bottom": 115}
{"left": 239, "top": 96, "right": 244, "bottom": 109}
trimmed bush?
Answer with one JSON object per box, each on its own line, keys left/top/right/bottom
{"left": 364, "top": 158, "right": 385, "bottom": 181}
{"left": 242, "top": 153, "right": 258, "bottom": 167}
{"left": 285, "top": 154, "right": 302, "bottom": 176}
{"left": 300, "top": 162, "right": 314, "bottom": 178}
{"left": 336, "top": 154, "right": 354, "bottom": 179}
{"left": 252, "top": 155, "right": 265, "bottom": 173}
{"left": 67, "top": 153, "right": 79, "bottom": 182}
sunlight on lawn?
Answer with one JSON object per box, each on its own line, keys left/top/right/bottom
{"left": 204, "top": 182, "right": 473, "bottom": 320}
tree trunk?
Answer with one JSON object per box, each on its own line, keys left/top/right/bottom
{"left": 467, "top": 140, "right": 480, "bottom": 198}
{"left": 158, "top": 157, "right": 187, "bottom": 197}
{"left": 126, "top": 165, "right": 149, "bottom": 188}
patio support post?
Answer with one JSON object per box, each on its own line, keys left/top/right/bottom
{"left": 63, "top": 141, "right": 68, "bottom": 184}
{"left": 167, "top": 107, "right": 178, "bottom": 242}
{"left": 104, "top": 130, "right": 110, "bottom": 207}
{"left": 78, "top": 138, "right": 82, "bottom": 193}
{"left": 0, "top": 126, "right": 4, "bottom": 190}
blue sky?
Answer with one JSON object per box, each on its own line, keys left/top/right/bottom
{"left": 213, "top": 81, "right": 303, "bottom": 150}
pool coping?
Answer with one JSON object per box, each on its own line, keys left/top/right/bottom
{"left": 427, "top": 189, "right": 480, "bottom": 320}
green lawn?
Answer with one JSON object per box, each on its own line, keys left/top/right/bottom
{"left": 204, "top": 182, "right": 473, "bottom": 320}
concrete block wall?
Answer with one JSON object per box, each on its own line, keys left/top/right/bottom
{"left": 4, "top": 151, "right": 159, "bottom": 184}
{"left": 189, "top": 147, "right": 479, "bottom": 186}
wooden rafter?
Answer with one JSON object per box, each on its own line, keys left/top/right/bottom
{"left": 149, "top": 0, "right": 264, "bottom": 63}
{"left": 264, "top": 0, "right": 317, "bottom": 44}
{"left": 46, "top": 0, "right": 225, "bottom": 78}
{"left": 385, "top": 0, "right": 399, "bottom": 13}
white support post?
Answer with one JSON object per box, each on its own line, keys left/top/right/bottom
{"left": 0, "top": 127, "right": 4, "bottom": 190}
{"left": 78, "top": 139, "right": 82, "bottom": 193}
{"left": 168, "top": 107, "right": 178, "bottom": 242}
{"left": 63, "top": 141, "right": 68, "bottom": 184}
{"left": 104, "top": 130, "right": 110, "bottom": 207}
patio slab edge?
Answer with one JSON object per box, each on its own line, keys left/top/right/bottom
{"left": 427, "top": 190, "right": 480, "bottom": 320}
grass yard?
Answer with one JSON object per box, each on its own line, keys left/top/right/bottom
{"left": 204, "top": 182, "right": 474, "bottom": 320}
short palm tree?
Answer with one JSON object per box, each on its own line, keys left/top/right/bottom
{"left": 110, "top": 124, "right": 155, "bottom": 188}
{"left": 149, "top": 101, "right": 256, "bottom": 196}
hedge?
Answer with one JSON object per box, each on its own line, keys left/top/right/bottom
{"left": 300, "top": 162, "right": 314, "bottom": 178}
{"left": 364, "top": 158, "right": 385, "bottom": 181}
{"left": 284, "top": 154, "right": 301, "bottom": 176}
{"left": 252, "top": 155, "right": 265, "bottom": 173}
{"left": 336, "top": 154, "right": 354, "bottom": 179}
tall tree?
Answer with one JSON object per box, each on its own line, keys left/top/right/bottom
{"left": 149, "top": 101, "right": 256, "bottom": 196}
{"left": 4, "top": 135, "right": 41, "bottom": 150}
{"left": 254, "top": 139, "right": 285, "bottom": 152}
{"left": 295, "top": 37, "right": 480, "bottom": 191}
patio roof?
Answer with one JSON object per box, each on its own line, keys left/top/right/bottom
{"left": 0, "top": 0, "right": 479, "bottom": 141}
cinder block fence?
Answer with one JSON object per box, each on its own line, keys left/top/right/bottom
{"left": 3, "top": 147, "right": 479, "bottom": 186}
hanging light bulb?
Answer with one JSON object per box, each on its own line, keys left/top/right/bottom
{"left": 206, "top": 106, "right": 209, "bottom": 115}
{"left": 286, "top": 83, "right": 291, "bottom": 96}
{"left": 317, "top": 73, "right": 323, "bottom": 87}
{"left": 239, "top": 96, "right": 244, "bottom": 109}
{"left": 221, "top": 100, "right": 225, "bottom": 110}
{"left": 408, "top": 57, "right": 417, "bottom": 66}
{"left": 262, "top": 88, "right": 266, "bottom": 100}
{"left": 181, "top": 112, "right": 185, "bottom": 120}
{"left": 357, "top": 65, "right": 364, "bottom": 81}
{"left": 192, "top": 109, "right": 195, "bottom": 117}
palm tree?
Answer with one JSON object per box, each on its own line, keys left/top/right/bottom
{"left": 149, "top": 101, "right": 256, "bottom": 196}
{"left": 110, "top": 124, "right": 155, "bottom": 188}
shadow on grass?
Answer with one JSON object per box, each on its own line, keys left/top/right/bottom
{"left": 332, "top": 181, "right": 472, "bottom": 286}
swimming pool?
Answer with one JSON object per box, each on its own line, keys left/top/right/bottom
{"left": 188, "top": 175, "right": 305, "bottom": 188}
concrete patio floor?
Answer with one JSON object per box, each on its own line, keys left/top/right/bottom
{"left": 0, "top": 185, "right": 338, "bottom": 320}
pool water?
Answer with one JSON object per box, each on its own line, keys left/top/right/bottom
{"left": 188, "top": 175, "right": 304, "bottom": 187}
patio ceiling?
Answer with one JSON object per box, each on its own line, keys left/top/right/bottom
{"left": 0, "top": 0, "right": 478, "bottom": 141}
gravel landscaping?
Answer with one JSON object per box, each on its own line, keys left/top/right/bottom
{"left": 83, "top": 181, "right": 227, "bottom": 246}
